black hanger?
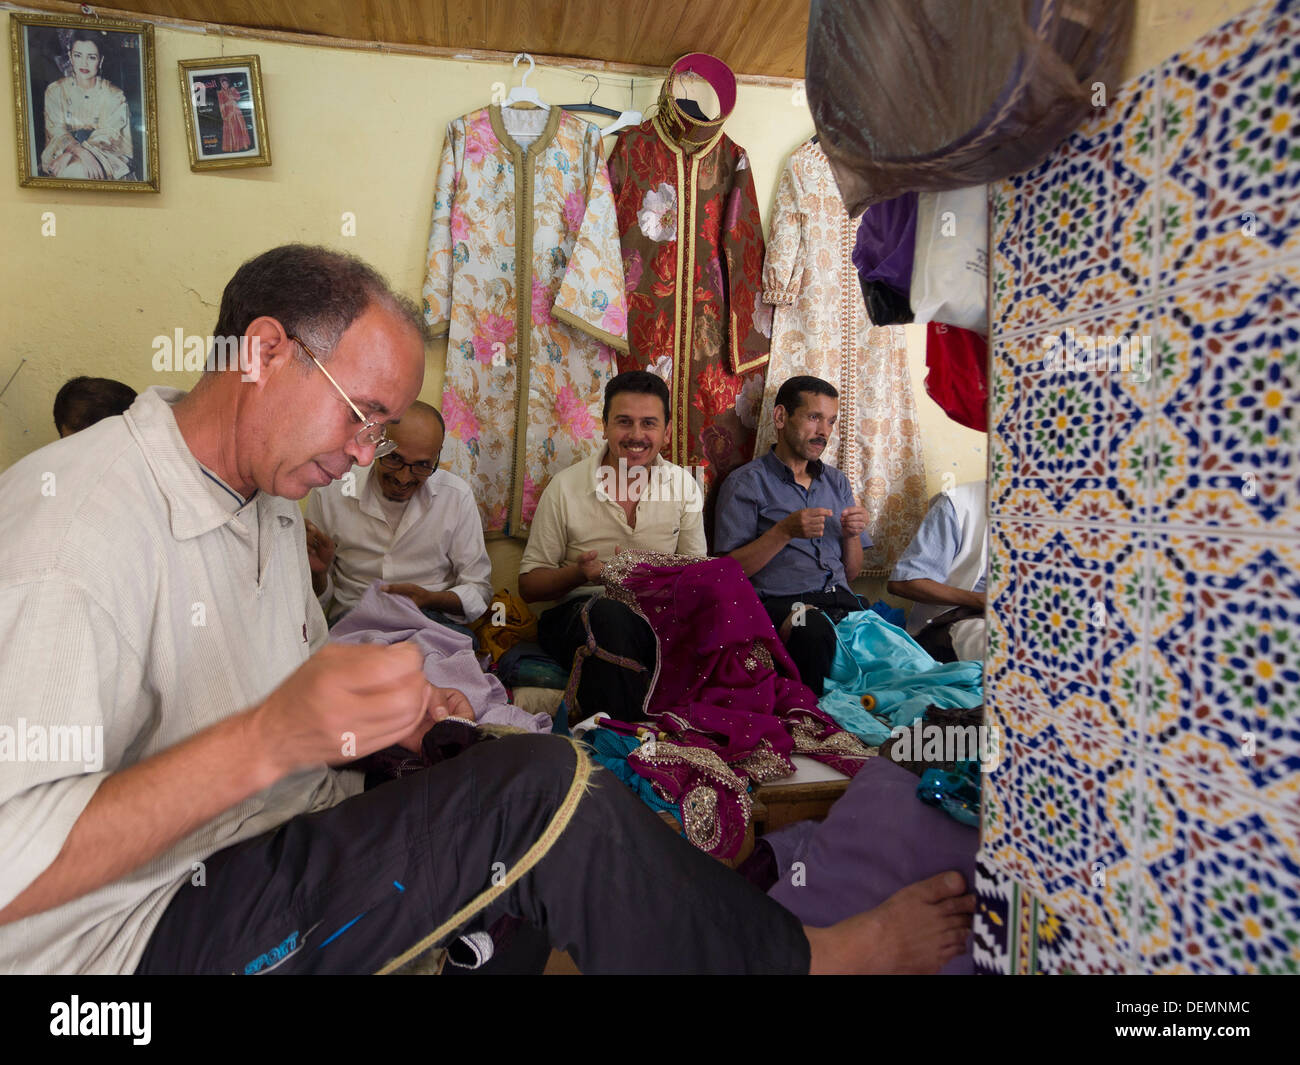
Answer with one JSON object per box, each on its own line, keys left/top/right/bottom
{"left": 562, "top": 73, "right": 622, "bottom": 118}
{"left": 675, "top": 98, "right": 710, "bottom": 121}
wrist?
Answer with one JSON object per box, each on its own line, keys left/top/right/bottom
{"left": 240, "top": 701, "right": 293, "bottom": 789}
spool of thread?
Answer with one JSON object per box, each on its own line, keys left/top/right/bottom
{"left": 860, "top": 693, "right": 876, "bottom": 712}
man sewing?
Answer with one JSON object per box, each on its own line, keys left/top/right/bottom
{"left": 714, "top": 375, "right": 871, "bottom": 696}
{"left": 304, "top": 400, "right": 492, "bottom": 632}
{"left": 518, "top": 371, "right": 706, "bottom": 721}
{"left": 0, "top": 248, "right": 972, "bottom": 975}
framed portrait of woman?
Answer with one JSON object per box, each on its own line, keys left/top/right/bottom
{"left": 9, "top": 13, "right": 159, "bottom": 191}
{"left": 178, "top": 55, "right": 271, "bottom": 171}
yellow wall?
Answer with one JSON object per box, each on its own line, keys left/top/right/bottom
{"left": 1, "top": 0, "right": 1244, "bottom": 586}
{"left": 0, "top": 15, "right": 992, "bottom": 595}
{"left": 0, "top": 28, "right": 819, "bottom": 466}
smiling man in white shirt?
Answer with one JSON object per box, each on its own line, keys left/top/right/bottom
{"left": 518, "top": 371, "right": 706, "bottom": 722}
{"left": 304, "top": 401, "right": 492, "bottom": 629}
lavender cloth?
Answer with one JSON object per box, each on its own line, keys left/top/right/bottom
{"left": 764, "top": 756, "right": 978, "bottom": 974}
{"left": 329, "top": 580, "right": 551, "bottom": 734}
{"left": 852, "top": 190, "right": 918, "bottom": 294}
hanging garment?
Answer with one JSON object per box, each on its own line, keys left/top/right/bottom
{"left": 852, "top": 190, "right": 917, "bottom": 296}
{"left": 861, "top": 279, "right": 913, "bottom": 326}
{"left": 757, "top": 142, "right": 927, "bottom": 575}
{"left": 423, "top": 105, "right": 629, "bottom": 538}
{"left": 911, "top": 186, "right": 989, "bottom": 334}
{"left": 853, "top": 191, "right": 916, "bottom": 328}
{"left": 924, "top": 321, "right": 989, "bottom": 432}
{"left": 607, "top": 54, "right": 771, "bottom": 480}
{"left": 805, "top": 0, "right": 1134, "bottom": 213}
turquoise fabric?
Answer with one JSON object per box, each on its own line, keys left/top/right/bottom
{"left": 583, "top": 728, "right": 683, "bottom": 827}
{"left": 817, "top": 610, "right": 983, "bottom": 744}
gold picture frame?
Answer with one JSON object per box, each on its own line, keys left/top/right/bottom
{"left": 178, "top": 55, "right": 271, "bottom": 171}
{"left": 10, "top": 12, "right": 159, "bottom": 192}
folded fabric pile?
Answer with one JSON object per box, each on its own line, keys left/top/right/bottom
{"left": 818, "top": 609, "right": 983, "bottom": 745}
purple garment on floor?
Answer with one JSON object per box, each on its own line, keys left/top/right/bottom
{"left": 330, "top": 580, "right": 550, "bottom": 733}
{"left": 765, "top": 756, "right": 978, "bottom": 975}
{"left": 852, "top": 191, "right": 918, "bottom": 294}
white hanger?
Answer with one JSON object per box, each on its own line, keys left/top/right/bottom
{"left": 601, "top": 109, "right": 643, "bottom": 136}
{"left": 504, "top": 53, "right": 548, "bottom": 110}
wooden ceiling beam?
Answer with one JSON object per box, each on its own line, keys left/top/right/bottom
{"left": 6, "top": 0, "right": 804, "bottom": 84}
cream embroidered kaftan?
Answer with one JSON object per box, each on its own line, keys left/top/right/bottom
{"left": 423, "top": 105, "right": 629, "bottom": 538}
{"left": 757, "top": 141, "right": 927, "bottom": 575}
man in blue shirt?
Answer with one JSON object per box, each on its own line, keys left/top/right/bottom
{"left": 714, "top": 376, "right": 871, "bottom": 695}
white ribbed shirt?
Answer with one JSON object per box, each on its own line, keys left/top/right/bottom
{"left": 306, "top": 464, "right": 492, "bottom": 624}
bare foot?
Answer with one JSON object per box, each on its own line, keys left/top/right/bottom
{"left": 804, "top": 871, "right": 975, "bottom": 974}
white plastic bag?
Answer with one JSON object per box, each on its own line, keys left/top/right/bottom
{"left": 910, "top": 186, "right": 989, "bottom": 335}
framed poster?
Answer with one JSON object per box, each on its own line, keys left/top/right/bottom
{"left": 10, "top": 13, "right": 158, "bottom": 191}
{"left": 178, "top": 55, "right": 270, "bottom": 171}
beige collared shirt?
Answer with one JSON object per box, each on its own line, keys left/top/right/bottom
{"left": 0, "top": 387, "right": 362, "bottom": 974}
{"left": 519, "top": 450, "right": 707, "bottom": 599}
{"left": 306, "top": 464, "right": 492, "bottom": 623}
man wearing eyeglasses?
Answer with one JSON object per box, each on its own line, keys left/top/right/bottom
{"left": 0, "top": 244, "right": 974, "bottom": 976}
{"left": 303, "top": 400, "right": 492, "bottom": 630}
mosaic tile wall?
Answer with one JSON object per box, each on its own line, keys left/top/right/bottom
{"left": 975, "top": 0, "right": 1300, "bottom": 974}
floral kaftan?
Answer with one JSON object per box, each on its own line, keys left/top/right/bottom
{"left": 757, "top": 141, "right": 927, "bottom": 575}
{"left": 607, "top": 105, "right": 770, "bottom": 480}
{"left": 423, "top": 105, "right": 629, "bottom": 538}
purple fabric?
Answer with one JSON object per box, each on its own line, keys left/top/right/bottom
{"left": 852, "top": 191, "right": 918, "bottom": 294}
{"left": 330, "top": 580, "right": 551, "bottom": 734}
{"left": 765, "top": 756, "right": 978, "bottom": 975}
{"left": 615, "top": 555, "right": 864, "bottom": 776}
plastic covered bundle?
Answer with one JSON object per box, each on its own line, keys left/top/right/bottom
{"left": 805, "top": 0, "right": 1134, "bottom": 215}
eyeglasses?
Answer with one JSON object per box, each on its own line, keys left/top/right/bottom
{"left": 290, "top": 335, "right": 397, "bottom": 458}
{"left": 378, "top": 452, "right": 439, "bottom": 479}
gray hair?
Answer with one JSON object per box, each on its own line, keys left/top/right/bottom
{"left": 209, "top": 244, "right": 430, "bottom": 370}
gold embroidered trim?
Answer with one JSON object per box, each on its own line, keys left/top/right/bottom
{"left": 734, "top": 738, "right": 794, "bottom": 784}
{"left": 551, "top": 303, "right": 630, "bottom": 354}
{"left": 488, "top": 104, "right": 563, "bottom": 537}
{"left": 790, "top": 718, "right": 876, "bottom": 761}
{"left": 629, "top": 739, "right": 752, "bottom": 852}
